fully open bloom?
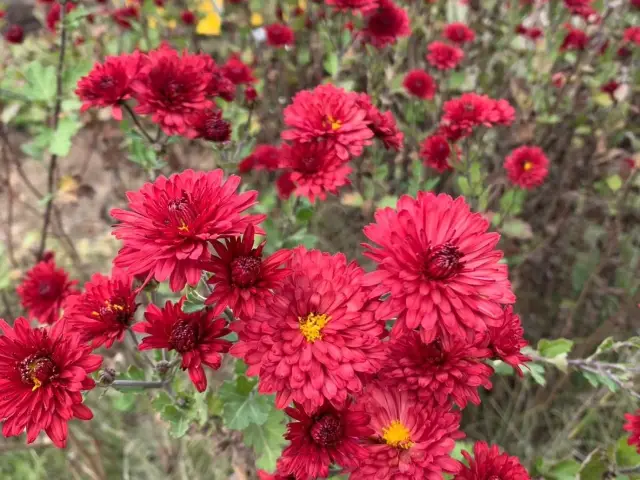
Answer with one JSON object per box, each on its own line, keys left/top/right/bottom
{"left": 420, "top": 134, "right": 452, "bottom": 172}
{"left": 350, "top": 387, "right": 463, "bottom": 479}
{"left": 221, "top": 53, "right": 256, "bottom": 85}
{"left": 282, "top": 84, "right": 373, "bottom": 161}
{"left": 230, "top": 248, "right": 387, "bottom": 412}
{"left": 455, "top": 442, "right": 531, "bottom": 480}
{"left": 279, "top": 401, "right": 372, "bottom": 479}
{"left": 361, "top": 0, "right": 411, "bottom": 48}
{"left": 443, "top": 22, "right": 475, "bottom": 44}
{"left": 0, "top": 317, "right": 102, "bottom": 448}
{"left": 205, "top": 224, "right": 291, "bottom": 319}
{"left": 238, "top": 144, "right": 281, "bottom": 173}
{"left": 76, "top": 52, "right": 143, "bottom": 120}
{"left": 5, "top": 25, "right": 25, "bottom": 44}
{"left": 64, "top": 272, "right": 138, "bottom": 349}
{"left": 439, "top": 93, "right": 496, "bottom": 140}
{"left": 490, "top": 99, "right": 516, "bottom": 126}
{"left": 560, "top": 24, "right": 589, "bottom": 51}
{"left": 133, "top": 298, "right": 231, "bottom": 392}
{"left": 504, "top": 146, "right": 549, "bottom": 189}
{"left": 325, "top": 0, "right": 378, "bottom": 12}
{"left": 379, "top": 332, "right": 493, "bottom": 409}
{"left": 427, "top": 41, "right": 464, "bottom": 70}
{"left": 111, "top": 169, "right": 265, "bottom": 292}
{"left": 266, "top": 23, "right": 295, "bottom": 47}
{"left": 487, "top": 306, "right": 530, "bottom": 376}
{"left": 17, "top": 256, "right": 78, "bottom": 325}
{"left": 280, "top": 141, "right": 353, "bottom": 202}
{"left": 625, "top": 410, "right": 640, "bottom": 453}
{"left": 363, "top": 192, "right": 515, "bottom": 342}
{"left": 187, "top": 109, "right": 232, "bottom": 142}
{"left": 624, "top": 26, "right": 640, "bottom": 45}
{"left": 403, "top": 70, "right": 437, "bottom": 100}
{"left": 356, "top": 94, "right": 404, "bottom": 151}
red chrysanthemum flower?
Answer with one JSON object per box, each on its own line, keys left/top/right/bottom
{"left": 325, "top": 0, "right": 379, "bottom": 12}
{"left": 487, "top": 306, "right": 530, "bottom": 376}
{"left": 230, "top": 248, "right": 387, "bottom": 412}
{"left": 361, "top": 0, "right": 411, "bottom": 48}
{"left": 202, "top": 56, "right": 237, "bottom": 101}
{"left": 181, "top": 10, "right": 196, "bottom": 25}
{"left": 64, "top": 272, "right": 138, "bottom": 349}
{"left": 266, "top": 23, "right": 295, "bottom": 47}
{"left": 349, "top": 387, "right": 463, "bottom": 480}
{"left": 278, "top": 401, "right": 372, "bottom": 479}
{"left": 355, "top": 93, "right": 404, "bottom": 151}
{"left": 111, "top": 169, "right": 265, "bottom": 292}
{"left": 624, "top": 27, "right": 640, "bottom": 45}
{"left": 258, "top": 463, "right": 295, "bottom": 480}
{"left": 455, "top": 441, "right": 531, "bottom": 480}
{"left": 439, "top": 93, "right": 495, "bottom": 141}
{"left": 221, "top": 53, "right": 256, "bottom": 85}
{"left": 625, "top": 410, "right": 640, "bottom": 453}
{"left": 245, "top": 85, "right": 258, "bottom": 103}
{"left": 5, "top": 25, "right": 25, "bottom": 44}
{"left": 632, "top": 0, "right": 640, "bottom": 9}
{"left": 0, "top": 318, "right": 102, "bottom": 448}
{"left": 280, "top": 141, "right": 352, "bottom": 202}
{"left": 490, "top": 98, "right": 517, "bottom": 126}
{"left": 76, "top": 52, "right": 143, "bottom": 120}
{"left": 133, "top": 298, "right": 231, "bottom": 392}
{"left": 276, "top": 172, "right": 296, "bottom": 200}
{"left": 443, "top": 22, "right": 475, "bottom": 45}
{"left": 17, "top": 256, "right": 78, "bottom": 325}
{"left": 379, "top": 332, "right": 493, "bottom": 409}
{"left": 427, "top": 41, "right": 464, "bottom": 70}
{"left": 420, "top": 134, "right": 452, "bottom": 172}
{"left": 238, "top": 144, "right": 281, "bottom": 173}
{"left": 187, "top": 108, "right": 232, "bottom": 142}
{"left": 363, "top": 192, "right": 515, "bottom": 342}
{"left": 45, "top": 2, "right": 75, "bottom": 33}
{"left": 112, "top": 6, "right": 139, "bottom": 29}
{"left": 204, "top": 224, "right": 291, "bottom": 319}
{"left": 504, "top": 146, "right": 549, "bottom": 189}
{"left": 403, "top": 70, "right": 437, "bottom": 100}
{"left": 131, "top": 46, "right": 213, "bottom": 136}
{"left": 560, "top": 24, "right": 589, "bottom": 51}
{"left": 282, "top": 84, "right": 374, "bottom": 161}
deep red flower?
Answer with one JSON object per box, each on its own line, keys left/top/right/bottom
{"left": 403, "top": 70, "right": 437, "bottom": 100}
{"left": 504, "top": 146, "right": 549, "bottom": 189}
{"left": 17, "top": 256, "right": 78, "bottom": 325}
{"left": 278, "top": 401, "right": 372, "bottom": 479}
{"left": 5, "top": 25, "right": 25, "bottom": 44}
{"left": 490, "top": 99, "right": 517, "bottom": 126}
{"left": 282, "top": 84, "right": 374, "bottom": 161}
{"left": 76, "top": 52, "right": 143, "bottom": 121}
{"left": 356, "top": 93, "right": 404, "bottom": 151}
{"left": 112, "top": 6, "right": 139, "bottom": 29}
{"left": 0, "top": 318, "right": 102, "bottom": 448}
{"left": 350, "top": 387, "right": 463, "bottom": 480}
{"left": 181, "top": 10, "right": 196, "bottom": 25}
{"left": 245, "top": 86, "right": 258, "bottom": 103}
{"left": 420, "top": 134, "right": 452, "bottom": 172}
{"left": 230, "top": 248, "right": 387, "bottom": 412}
{"left": 134, "top": 298, "right": 231, "bottom": 392}
{"left": 204, "top": 224, "right": 291, "bottom": 319}
{"left": 379, "top": 332, "right": 493, "bottom": 409}
{"left": 276, "top": 172, "right": 296, "bottom": 200}
{"left": 632, "top": 0, "right": 640, "bottom": 9}
{"left": 238, "top": 144, "right": 281, "bottom": 173}
{"left": 325, "top": 0, "right": 379, "bottom": 12}
{"left": 64, "top": 272, "right": 138, "bottom": 349}
{"left": 564, "top": 0, "right": 597, "bottom": 19}
{"left": 131, "top": 46, "right": 213, "bottom": 136}
{"left": 625, "top": 410, "right": 640, "bottom": 453}
{"left": 443, "top": 22, "right": 475, "bottom": 45}
{"left": 266, "top": 23, "right": 295, "bottom": 47}
{"left": 221, "top": 53, "right": 256, "bottom": 85}
{"left": 258, "top": 464, "right": 294, "bottom": 480}
{"left": 487, "top": 306, "right": 530, "bottom": 376}
{"left": 361, "top": 0, "right": 411, "bottom": 48}
{"left": 560, "top": 24, "right": 589, "bottom": 51}
{"left": 427, "top": 41, "right": 464, "bottom": 70}
{"left": 439, "top": 93, "right": 495, "bottom": 140}
{"left": 455, "top": 441, "right": 531, "bottom": 480}
{"left": 187, "top": 109, "right": 232, "bottom": 142}
{"left": 363, "top": 192, "right": 515, "bottom": 342}
{"left": 624, "top": 27, "right": 640, "bottom": 45}
{"left": 46, "top": 2, "right": 76, "bottom": 33}
{"left": 111, "top": 169, "right": 265, "bottom": 292}
{"left": 601, "top": 80, "right": 620, "bottom": 100}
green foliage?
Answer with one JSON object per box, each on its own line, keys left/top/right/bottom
{"left": 219, "top": 375, "right": 273, "bottom": 430}
{"left": 243, "top": 408, "right": 288, "bottom": 471}
{"left": 538, "top": 338, "right": 574, "bottom": 358}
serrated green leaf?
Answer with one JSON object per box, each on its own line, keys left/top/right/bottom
{"left": 594, "top": 337, "right": 615, "bottom": 355}
{"left": 578, "top": 448, "right": 608, "bottom": 480}
{"left": 49, "top": 117, "right": 81, "bottom": 157}
{"left": 243, "top": 408, "right": 287, "bottom": 472}
{"left": 323, "top": 53, "right": 339, "bottom": 77}
{"left": 616, "top": 437, "right": 640, "bottom": 468}
{"left": 151, "top": 391, "right": 174, "bottom": 413}
{"left": 548, "top": 459, "right": 581, "bottom": 480}
{"left": 23, "top": 62, "right": 57, "bottom": 104}
{"left": 538, "top": 338, "right": 574, "bottom": 358}
{"left": 112, "top": 391, "right": 137, "bottom": 412}
{"left": 525, "top": 362, "right": 546, "bottom": 386}
{"left": 219, "top": 378, "right": 272, "bottom": 430}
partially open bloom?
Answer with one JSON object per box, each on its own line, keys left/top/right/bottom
{"left": 560, "top": 24, "right": 589, "bottom": 51}
{"left": 361, "top": 0, "right": 411, "bottom": 48}
{"left": 455, "top": 442, "right": 531, "bottom": 480}
{"left": 231, "top": 248, "right": 387, "bottom": 412}
{"left": 221, "top": 53, "right": 256, "bottom": 85}
{"left": 46, "top": 2, "right": 75, "bottom": 33}
{"left": 0, "top": 317, "right": 102, "bottom": 448}
{"left": 280, "top": 141, "right": 353, "bottom": 202}
{"left": 266, "top": 23, "right": 295, "bottom": 47}
{"left": 181, "top": 10, "right": 196, "bottom": 25}
{"left": 379, "top": 332, "right": 493, "bottom": 409}
{"left": 205, "top": 224, "right": 291, "bottom": 319}
{"left": 403, "top": 70, "right": 437, "bottom": 100}
{"left": 443, "top": 22, "right": 475, "bottom": 44}
{"left": 276, "top": 172, "right": 296, "bottom": 200}
{"left": 111, "top": 169, "right": 265, "bottom": 292}
{"left": 238, "top": 144, "right": 281, "bottom": 173}
{"left": 363, "top": 193, "right": 515, "bottom": 342}
{"left": 187, "top": 109, "right": 232, "bottom": 142}
{"left": 282, "top": 84, "right": 373, "bottom": 161}
{"left": 4, "top": 25, "right": 25, "bottom": 44}
{"left": 427, "top": 41, "right": 464, "bottom": 70}
{"left": 355, "top": 93, "right": 403, "bottom": 151}
{"left": 17, "top": 256, "right": 78, "bottom": 325}
{"left": 487, "top": 306, "right": 530, "bottom": 376}
{"left": 131, "top": 46, "right": 213, "bottom": 136}
{"left": 350, "top": 387, "right": 463, "bottom": 480}
{"left": 279, "top": 401, "right": 372, "bottom": 479}
{"left": 625, "top": 410, "right": 640, "bottom": 453}
{"left": 420, "top": 134, "right": 452, "bottom": 172}
{"left": 133, "top": 298, "right": 231, "bottom": 392}
{"left": 440, "top": 93, "right": 496, "bottom": 140}
{"left": 76, "top": 52, "right": 143, "bottom": 120}
{"left": 64, "top": 272, "right": 138, "bottom": 349}
{"left": 504, "top": 146, "right": 549, "bottom": 189}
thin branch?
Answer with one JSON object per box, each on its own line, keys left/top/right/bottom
{"left": 122, "top": 102, "right": 156, "bottom": 144}
{"left": 111, "top": 380, "right": 167, "bottom": 389}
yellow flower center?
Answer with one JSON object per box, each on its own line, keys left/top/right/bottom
{"left": 299, "top": 313, "right": 330, "bottom": 343}
{"left": 326, "top": 115, "right": 342, "bottom": 131}
{"left": 523, "top": 161, "right": 533, "bottom": 171}
{"left": 382, "top": 420, "right": 413, "bottom": 449}
{"left": 178, "top": 220, "right": 190, "bottom": 233}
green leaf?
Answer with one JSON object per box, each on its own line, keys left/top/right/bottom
{"left": 501, "top": 219, "right": 533, "bottom": 240}
{"left": 112, "top": 391, "right": 137, "bottom": 412}
{"left": 219, "top": 377, "right": 272, "bottom": 430}
{"left": 606, "top": 174, "right": 623, "bottom": 192}
{"left": 162, "top": 406, "right": 191, "bottom": 438}
{"left": 377, "top": 195, "right": 399, "bottom": 209}
{"left": 582, "top": 371, "right": 619, "bottom": 393}
{"left": 123, "top": 365, "right": 145, "bottom": 382}
{"left": 499, "top": 189, "right": 525, "bottom": 216}
{"left": 151, "top": 391, "right": 174, "bottom": 413}
{"left": 578, "top": 449, "right": 608, "bottom": 480}
{"left": 525, "top": 362, "right": 547, "bottom": 386}
{"left": 615, "top": 436, "right": 640, "bottom": 468}
{"left": 594, "top": 337, "right": 615, "bottom": 355}
{"left": 548, "top": 459, "right": 581, "bottom": 480}
{"left": 536, "top": 114, "right": 561, "bottom": 125}
{"left": 49, "top": 117, "right": 81, "bottom": 157}
{"left": 243, "top": 408, "right": 287, "bottom": 472}
{"left": 538, "top": 338, "right": 574, "bottom": 358}
{"left": 23, "top": 62, "right": 57, "bottom": 104}
{"left": 448, "top": 71, "right": 466, "bottom": 90}
{"left": 491, "top": 360, "right": 515, "bottom": 376}
{"left": 457, "top": 176, "right": 471, "bottom": 195}
{"left": 323, "top": 53, "right": 339, "bottom": 77}
{"left": 182, "top": 287, "right": 206, "bottom": 313}
{"left": 450, "top": 441, "right": 474, "bottom": 462}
